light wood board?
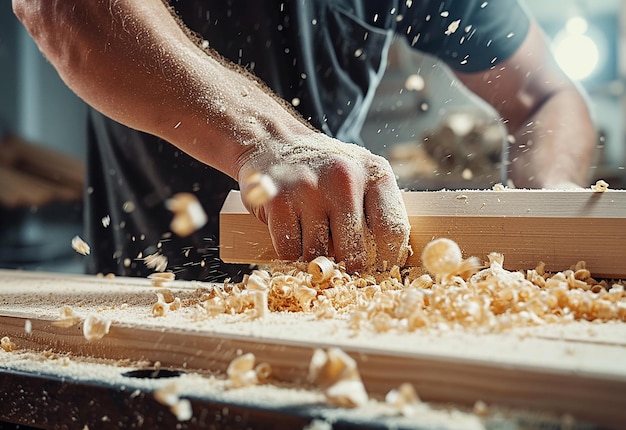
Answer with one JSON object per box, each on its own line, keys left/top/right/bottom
{"left": 220, "top": 189, "right": 626, "bottom": 278}
{"left": 1, "top": 269, "right": 625, "bottom": 428}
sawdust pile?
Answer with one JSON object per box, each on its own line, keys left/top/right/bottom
{"left": 185, "top": 238, "right": 626, "bottom": 333}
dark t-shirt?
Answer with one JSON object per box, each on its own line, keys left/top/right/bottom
{"left": 85, "top": 0, "right": 530, "bottom": 280}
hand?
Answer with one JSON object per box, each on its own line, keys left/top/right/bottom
{"left": 236, "top": 133, "right": 411, "bottom": 273}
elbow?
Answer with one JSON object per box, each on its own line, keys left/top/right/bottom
{"left": 11, "top": 0, "right": 27, "bottom": 20}
{"left": 12, "top": 0, "right": 46, "bottom": 38}
{"left": 12, "top": 0, "right": 85, "bottom": 81}
{"left": 12, "top": 0, "right": 57, "bottom": 56}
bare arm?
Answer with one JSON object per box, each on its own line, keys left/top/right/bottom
{"left": 12, "top": 0, "right": 310, "bottom": 178}
{"left": 456, "top": 21, "right": 596, "bottom": 188}
{"left": 12, "top": 0, "right": 411, "bottom": 272}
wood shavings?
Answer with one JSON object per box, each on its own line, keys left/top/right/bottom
{"left": 308, "top": 348, "right": 368, "bottom": 408}
{"left": 1, "top": 336, "right": 16, "bottom": 352}
{"left": 71, "top": 235, "right": 90, "bottom": 255}
{"left": 24, "top": 320, "right": 32, "bottom": 334}
{"left": 152, "top": 292, "right": 181, "bottom": 317}
{"left": 244, "top": 290, "right": 269, "bottom": 319}
{"left": 83, "top": 314, "right": 111, "bottom": 341}
{"left": 187, "top": 237, "right": 625, "bottom": 333}
{"left": 52, "top": 306, "right": 81, "bottom": 328}
{"left": 165, "top": 192, "right": 208, "bottom": 237}
{"left": 385, "top": 383, "right": 421, "bottom": 417}
{"left": 473, "top": 400, "right": 489, "bottom": 416}
{"left": 246, "top": 270, "right": 271, "bottom": 291}
{"left": 242, "top": 172, "right": 278, "bottom": 206}
{"left": 294, "top": 284, "right": 317, "bottom": 310}
{"left": 591, "top": 179, "right": 609, "bottom": 193}
{"left": 420, "top": 238, "right": 482, "bottom": 281}
{"left": 444, "top": 19, "right": 461, "bottom": 35}
{"left": 144, "top": 252, "right": 168, "bottom": 272}
{"left": 314, "top": 296, "right": 337, "bottom": 319}
{"left": 154, "top": 382, "right": 193, "bottom": 421}
{"left": 308, "top": 256, "right": 335, "bottom": 285}
{"left": 148, "top": 271, "right": 175, "bottom": 287}
{"left": 226, "top": 353, "right": 272, "bottom": 388}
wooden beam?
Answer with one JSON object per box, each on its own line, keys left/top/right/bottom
{"left": 220, "top": 189, "right": 626, "bottom": 278}
{"left": 0, "top": 134, "right": 84, "bottom": 208}
{"left": 1, "top": 270, "right": 626, "bottom": 428}
{"left": 0, "top": 134, "right": 85, "bottom": 191}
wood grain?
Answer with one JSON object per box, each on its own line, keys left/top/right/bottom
{"left": 220, "top": 189, "right": 626, "bottom": 278}
{"left": 1, "top": 270, "right": 626, "bottom": 428}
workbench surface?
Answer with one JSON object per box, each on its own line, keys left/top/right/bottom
{"left": 1, "top": 269, "right": 625, "bottom": 429}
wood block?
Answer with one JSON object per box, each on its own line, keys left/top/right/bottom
{"left": 220, "top": 189, "right": 626, "bottom": 278}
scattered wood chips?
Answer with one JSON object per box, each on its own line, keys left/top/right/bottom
{"left": 185, "top": 238, "right": 626, "bottom": 333}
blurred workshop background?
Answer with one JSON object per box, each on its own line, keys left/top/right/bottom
{"left": 1, "top": 0, "right": 624, "bottom": 273}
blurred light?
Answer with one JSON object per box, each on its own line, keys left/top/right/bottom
{"left": 553, "top": 17, "right": 601, "bottom": 81}
{"left": 565, "top": 16, "right": 588, "bottom": 34}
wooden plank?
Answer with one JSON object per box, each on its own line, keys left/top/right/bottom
{"left": 0, "top": 134, "right": 85, "bottom": 208}
{"left": 0, "top": 164, "right": 82, "bottom": 207}
{"left": 1, "top": 270, "right": 626, "bottom": 427}
{"left": 220, "top": 189, "right": 626, "bottom": 278}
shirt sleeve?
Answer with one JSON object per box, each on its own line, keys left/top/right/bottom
{"left": 396, "top": 0, "right": 531, "bottom": 73}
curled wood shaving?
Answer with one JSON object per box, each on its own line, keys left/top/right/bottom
{"left": 71, "top": 235, "right": 91, "bottom": 256}
{"left": 308, "top": 348, "right": 368, "bottom": 408}
{"left": 152, "top": 292, "right": 182, "bottom": 317}
{"left": 166, "top": 192, "right": 208, "bottom": 237}
{"left": 226, "top": 352, "right": 272, "bottom": 388}
{"left": 385, "top": 383, "right": 421, "bottom": 416}
{"left": 591, "top": 179, "right": 609, "bottom": 193}
{"left": 148, "top": 271, "right": 175, "bottom": 287}
{"left": 1, "top": 336, "right": 16, "bottom": 352}
{"left": 144, "top": 252, "right": 168, "bottom": 272}
{"left": 242, "top": 172, "right": 278, "bottom": 206}
{"left": 154, "top": 382, "right": 193, "bottom": 421}
{"left": 52, "top": 306, "right": 81, "bottom": 328}
{"left": 83, "top": 314, "right": 111, "bottom": 341}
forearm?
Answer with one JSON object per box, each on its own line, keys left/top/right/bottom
{"left": 509, "top": 86, "right": 596, "bottom": 188}
{"left": 12, "top": 0, "right": 313, "bottom": 179}
{"left": 456, "top": 21, "right": 597, "bottom": 189}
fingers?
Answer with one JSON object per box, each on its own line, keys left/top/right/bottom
{"left": 323, "top": 163, "right": 372, "bottom": 273}
{"left": 364, "top": 171, "right": 411, "bottom": 270}
{"left": 266, "top": 195, "right": 302, "bottom": 261}
{"left": 265, "top": 158, "right": 407, "bottom": 273}
{"left": 301, "top": 208, "right": 331, "bottom": 262}
{"left": 328, "top": 206, "right": 372, "bottom": 273}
